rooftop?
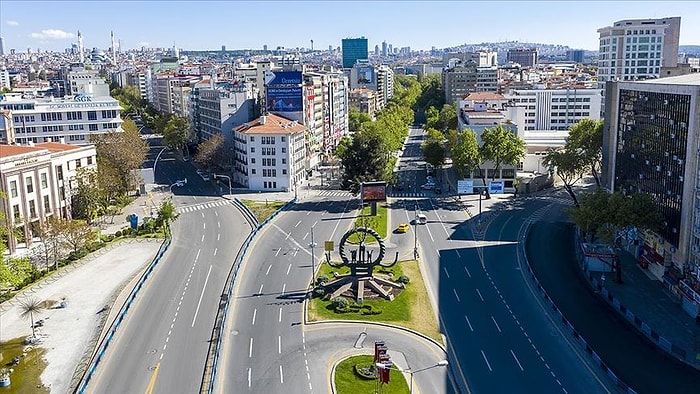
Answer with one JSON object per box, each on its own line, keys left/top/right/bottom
{"left": 0, "top": 142, "right": 82, "bottom": 158}
{"left": 464, "top": 92, "right": 505, "bottom": 101}
{"left": 637, "top": 73, "right": 700, "bottom": 86}
{"left": 235, "top": 113, "right": 307, "bottom": 135}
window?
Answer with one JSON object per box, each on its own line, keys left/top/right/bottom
{"left": 89, "top": 124, "right": 98, "bottom": 131}
{"left": 281, "top": 136, "right": 286, "bottom": 142}
{"left": 251, "top": 169, "right": 256, "bottom": 174}
{"left": 87, "top": 156, "right": 93, "bottom": 165}
{"left": 87, "top": 111, "right": 97, "bottom": 120}
{"left": 250, "top": 147, "right": 255, "bottom": 153}
{"left": 12, "top": 204, "right": 20, "bottom": 220}
{"left": 250, "top": 136, "right": 255, "bottom": 142}
{"left": 43, "top": 195, "right": 51, "bottom": 213}
{"left": 59, "top": 186, "right": 65, "bottom": 200}
{"left": 282, "top": 169, "right": 287, "bottom": 175}
{"left": 75, "top": 159, "right": 82, "bottom": 169}
{"left": 26, "top": 176, "right": 34, "bottom": 193}
{"left": 56, "top": 165, "right": 64, "bottom": 180}
{"left": 9, "top": 180, "right": 18, "bottom": 197}
{"left": 40, "top": 173, "right": 48, "bottom": 189}
{"left": 251, "top": 158, "right": 256, "bottom": 164}
{"left": 28, "top": 200, "right": 36, "bottom": 218}
{"left": 282, "top": 158, "right": 287, "bottom": 164}
{"left": 282, "top": 147, "right": 286, "bottom": 153}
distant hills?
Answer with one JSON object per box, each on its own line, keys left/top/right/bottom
{"left": 679, "top": 45, "right": 700, "bottom": 55}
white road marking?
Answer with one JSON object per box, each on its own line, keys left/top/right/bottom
{"left": 279, "top": 365, "right": 284, "bottom": 383}
{"left": 294, "top": 248, "right": 299, "bottom": 256}
{"left": 287, "top": 263, "right": 292, "bottom": 275}
{"left": 464, "top": 315, "right": 474, "bottom": 332}
{"left": 285, "top": 232, "right": 291, "bottom": 240}
{"left": 201, "top": 212, "right": 204, "bottom": 217}
{"left": 295, "top": 220, "right": 302, "bottom": 228}
{"left": 275, "top": 248, "right": 281, "bottom": 256}
{"left": 491, "top": 316, "right": 502, "bottom": 333}
{"left": 455, "top": 249, "right": 461, "bottom": 258}
{"left": 476, "top": 288, "right": 484, "bottom": 301}
{"left": 282, "top": 283, "right": 286, "bottom": 295}
{"left": 266, "top": 265, "right": 272, "bottom": 275}
{"left": 191, "top": 265, "right": 213, "bottom": 327}
{"left": 279, "top": 307, "right": 283, "bottom": 322}
{"left": 217, "top": 233, "right": 220, "bottom": 241}
{"left": 511, "top": 350, "right": 524, "bottom": 371}
{"left": 201, "top": 234, "right": 205, "bottom": 242}
{"left": 217, "top": 221, "right": 220, "bottom": 228}
{"left": 248, "top": 368, "right": 251, "bottom": 388}
{"left": 215, "top": 211, "right": 218, "bottom": 217}
{"left": 249, "top": 338, "right": 253, "bottom": 357}
{"left": 213, "top": 247, "right": 217, "bottom": 256}
{"left": 278, "top": 336, "right": 282, "bottom": 354}
{"left": 303, "top": 232, "right": 309, "bottom": 240}
{"left": 252, "top": 309, "right": 257, "bottom": 325}
{"left": 464, "top": 266, "right": 471, "bottom": 278}
{"left": 453, "top": 288, "right": 460, "bottom": 302}
{"left": 481, "top": 350, "right": 493, "bottom": 371}
{"left": 196, "top": 249, "right": 200, "bottom": 261}
{"left": 203, "top": 222, "right": 206, "bottom": 229}
{"left": 443, "top": 267, "right": 450, "bottom": 278}
{"left": 258, "top": 284, "right": 264, "bottom": 295}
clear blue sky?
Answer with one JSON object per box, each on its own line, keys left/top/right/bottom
{"left": 1, "top": 1, "right": 699, "bottom": 52}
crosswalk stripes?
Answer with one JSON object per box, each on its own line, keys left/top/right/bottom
{"left": 177, "top": 200, "right": 229, "bottom": 214}
{"left": 388, "top": 192, "right": 427, "bottom": 198}
{"left": 315, "top": 190, "right": 430, "bottom": 199}
{"left": 316, "top": 190, "right": 353, "bottom": 198}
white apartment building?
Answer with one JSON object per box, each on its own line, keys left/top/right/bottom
{"left": 232, "top": 114, "right": 307, "bottom": 192}
{"left": 503, "top": 88, "right": 602, "bottom": 131}
{"left": 67, "top": 67, "right": 110, "bottom": 97}
{"left": 151, "top": 73, "right": 200, "bottom": 116}
{"left": 0, "top": 142, "right": 97, "bottom": 253}
{"left": 597, "top": 17, "right": 681, "bottom": 87}
{"left": 192, "top": 79, "right": 255, "bottom": 143}
{"left": 0, "top": 93, "right": 123, "bottom": 145}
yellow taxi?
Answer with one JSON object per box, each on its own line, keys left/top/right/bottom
{"left": 397, "top": 223, "right": 410, "bottom": 233}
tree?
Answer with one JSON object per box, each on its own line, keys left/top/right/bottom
{"left": 195, "top": 133, "right": 226, "bottom": 170}
{"left": 0, "top": 257, "right": 34, "bottom": 291}
{"left": 422, "top": 128, "right": 446, "bottom": 169}
{"left": 480, "top": 126, "right": 526, "bottom": 181}
{"left": 348, "top": 108, "right": 372, "bottom": 133}
{"left": 156, "top": 200, "right": 179, "bottom": 236}
{"left": 71, "top": 167, "right": 104, "bottom": 223}
{"left": 31, "top": 217, "right": 63, "bottom": 271}
{"left": 19, "top": 297, "right": 43, "bottom": 339}
{"left": 0, "top": 191, "right": 8, "bottom": 257}
{"left": 448, "top": 129, "right": 481, "bottom": 178}
{"left": 566, "top": 119, "right": 604, "bottom": 186}
{"left": 91, "top": 126, "right": 148, "bottom": 196}
{"left": 162, "top": 116, "right": 190, "bottom": 152}
{"left": 338, "top": 130, "right": 391, "bottom": 194}
{"left": 55, "top": 219, "right": 96, "bottom": 253}
{"left": 542, "top": 148, "right": 586, "bottom": 207}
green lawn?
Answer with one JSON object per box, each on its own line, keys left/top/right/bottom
{"left": 309, "top": 260, "right": 443, "bottom": 343}
{"left": 347, "top": 203, "right": 388, "bottom": 243}
{"left": 240, "top": 199, "right": 286, "bottom": 223}
{"left": 334, "top": 355, "right": 409, "bottom": 394}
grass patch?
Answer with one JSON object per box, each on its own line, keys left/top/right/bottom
{"left": 334, "top": 355, "right": 408, "bottom": 394}
{"left": 0, "top": 336, "right": 49, "bottom": 393}
{"left": 240, "top": 200, "right": 286, "bottom": 223}
{"left": 347, "top": 203, "right": 388, "bottom": 243}
{"left": 309, "top": 260, "right": 442, "bottom": 343}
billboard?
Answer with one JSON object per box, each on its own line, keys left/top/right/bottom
{"left": 266, "top": 86, "right": 303, "bottom": 112}
{"left": 361, "top": 181, "right": 387, "bottom": 202}
{"left": 457, "top": 179, "right": 474, "bottom": 195}
{"left": 357, "top": 66, "right": 374, "bottom": 84}
{"left": 265, "top": 71, "right": 302, "bottom": 86}
{"left": 489, "top": 181, "right": 504, "bottom": 194}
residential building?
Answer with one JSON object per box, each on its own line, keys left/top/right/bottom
{"left": 231, "top": 114, "right": 307, "bottom": 192}
{"left": 342, "top": 37, "right": 368, "bottom": 69}
{"left": 0, "top": 93, "right": 123, "bottom": 145}
{"left": 0, "top": 142, "right": 97, "bottom": 254}
{"left": 566, "top": 49, "right": 585, "bottom": 63}
{"left": 348, "top": 88, "right": 377, "bottom": 118}
{"left": 192, "top": 79, "right": 255, "bottom": 143}
{"left": 303, "top": 69, "right": 349, "bottom": 166}
{"left": 67, "top": 65, "right": 110, "bottom": 97}
{"left": 597, "top": 17, "right": 681, "bottom": 87}
{"left": 442, "top": 51, "right": 497, "bottom": 67}
{"left": 507, "top": 48, "right": 538, "bottom": 68}
{"left": 442, "top": 63, "right": 499, "bottom": 104}
{"left": 376, "top": 65, "right": 394, "bottom": 109}
{"left": 601, "top": 74, "right": 700, "bottom": 315}
{"left": 503, "top": 88, "right": 602, "bottom": 131}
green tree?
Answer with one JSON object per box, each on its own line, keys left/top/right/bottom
{"left": 448, "top": 129, "right": 481, "bottom": 178}
{"left": 91, "top": 126, "right": 149, "bottom": 197}
{"left": 195, "top": 133, "right": 226, "bottom": 170}
{"left": 338, "top": 130, "right": 391, "bottom": 194}
{"left": 156, "top": 200, "right": 179, "bottom": 235}
{"left": 19, "top": 297, "right": 43, "bottom": 339}
{"left": 479, "top": 125, "right": 526, "bottom": 185}
{"left": 0, "top": 191, "right": 7, "bottom": 257}
{"left": 31, "top": 217, "right": 63, "bottom": 271}
{"left": 348, "top": 108, "right": 372, "bottom": 133}
{"left": 566, "top": 119, "right": 604, "bottom": 186}
{"left": 0, "top": 257, "right": 34, "bottom": 291}
{"left": 56, "top": 219, "right": 97, "bottom": 253}
{"left": 162, "top": 116, "right": 190, "bottom": 152}
{"left": 71, "top": 167, "right": 104, "bottom": 222}
{"left": 437, "top": 104, "right": 457, "bottom": 131}
{"left": 422, "top": 128, "right": 446, "bottom": 169}
{"left": 542, "top": 148, "right": 586, "bottom": 207}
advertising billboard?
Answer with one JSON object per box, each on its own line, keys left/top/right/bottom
{"left": 489, "top": 181, "right": 504, "bottom": 194}
{"left": 357, "top": 66, "right": 374, "bottom": 84}
{"left": 265, "top": 71, "right": 302, "bottom": 86}
{"left": 361, "top": 181, "right": 387, "bottom": 202}
{"left": 266, "top": 86, "right": 303, "bottom": 112}
{"left": 457, "top": 179, "right": 474, "bottom": 195}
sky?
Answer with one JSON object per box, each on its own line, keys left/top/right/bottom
{"left": 1, "top": 1, "right": 699, "bottom": 53}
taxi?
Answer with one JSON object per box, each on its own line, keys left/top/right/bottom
{"left": 396, "top": 223, "right": 410, "bottom": 233}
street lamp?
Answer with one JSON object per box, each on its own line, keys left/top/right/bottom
{"left": 376, "top": 360, "right": 448, "bottom": 394}
{"left": 169, "top": 178, "right": 187, "bottom": 196}
{"left": 152, "top": 146, "right": 167, "bottom": 183}
{"left": 213, "top": 174, "right": 232, "bottom": 196}
{"left": 413, "top": 203, "right": 419, "bottom": 260}
{"left": 477, "top": 188, "right": 486, "bottom": 228}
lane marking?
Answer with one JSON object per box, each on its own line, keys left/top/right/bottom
{"left": 248, "top": 368, "right": 251, "bottom": 388}
{"left": 476, "top": 288, "right": 484, "bottom": 301}
{"left": 144, "top": 362, "right": 160, "bottom": 394}
{"left": 282, "top": 283, "right": 287, "bottom": 295}
{"left": 303, "top": 232, "right": 309, "bottom": 240}
{"left": 217, "top": 221, "right": 220, "bottom": 228}
{"left": 306, "top": 211, "right": 311, "bottom": 215}
{"left": 191, "top": 265, "right": 213, "bottom": 327}
{"left": 285, "top": 232, "right": 291, "bottom": 240}
{"left": 258, "top": 284, "right": 264, "bottom": 295}
{"left": 491, "top": 316, "right": 502, "bottom": 333}
{"left": 201, "top": 234, "right": 205, "bottom": 242}
{"left": 279, "top": 307, "right": 283, "bottom": 322}
{"left": 278, "top": 336, "right": 282, "bottom": 354}
{"left": 213, "top": 247, "right": 217, "bottom": 256}
{"left": 443, "top": 267, "right": 450, "bottom": 278}
{"left": 464, "top": 266, "right": 471, "bottom": 278}
{"left": 252, "top": 309, "right": 257, "bottom": 325}
{"left": 511, "top": 349, "right": 524, "bottom": 371}
{"left": 217, "top": 233, "right": 220, "bottom": 241}
{"left": 295, "top": 220, "right": 302, "bottom": 228}
{"left": 276, "top": 248, "right": 281, "bottom": 257}
{"left": 266, "top": 265, "right": 272, "bottom": 275}
{"left": 481, "top": 350, "right": 493, "bottom": 371}
{"left": 287, "top": 263, "right": 292, "bottom": 275}
{"left": 455, "top": 249, "right": 461, "bottom": 258}
{"left": 249, "top": 338, "right": 253, "bottom": 358}
{"left": 453, "top": 288, "right": 461, "bottom": 302}
{"left": 464, "top": 315, "right": 474, "bottom": 332}
{"left": 195, "top": 249, "right": 200, "bottom": 261}
{"left": 203, "top": 222, "right": 206, "bottom": 229}
{"left": 279, "top": 365, "right": 284, "bottom": 384}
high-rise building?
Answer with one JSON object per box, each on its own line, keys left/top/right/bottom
{"left": 342, "top": 37, "right": 368, "bottom": 68}
{"left": 381, "top": 41, "right": 388, "bottom": 57}
{"left": 602, "top": 74, "right": 700, "bottom": 294}
{"left": 0, "top": 36, "right": 5, "bottom": 56}
{"left": 506, "top": 48, "right": 538, "bottom": 68}
{"left": 597, "top": 17, "right": 681, "bottom": 87}
{"left": 566, "top": 50, "right": 585, "bottom": 63}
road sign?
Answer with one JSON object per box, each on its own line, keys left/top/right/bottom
{"left": 324, "top": 241, "right": 334, "bottom": 252}
{"left": 489, "top": 181, "right": 504, "bottom": 194}
{"left": 457, "top": 179, "right": 474, "bottom": 194}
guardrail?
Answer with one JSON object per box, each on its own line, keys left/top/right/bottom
{"left": 200, "top": 196, "right": 295, "bottom": 393}
{"left": 75, "top": 237, "right": 171, "bottom": 394}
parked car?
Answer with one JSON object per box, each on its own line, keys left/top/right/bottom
{"left": 396, "top": 223, "right": 410, "bottom": 233}
{"left": 415, "top": 214, "right": 428, "bottom": 225}
{"left": 421, "top": 183, "right": 435, "bottom": 190}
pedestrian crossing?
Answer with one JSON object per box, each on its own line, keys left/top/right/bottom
{"left": 316, "top": 190, "right": 354, "bottom": 198}
{"left": 177, "top": 200, "right": 229, "bottom": 214}
{"left": 388, "top": 192, "right": 428, "bottom": 198}
{"left": 315, "top": 190, "right": 431, "bottom": 199}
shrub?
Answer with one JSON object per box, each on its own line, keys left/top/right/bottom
{"left": 397, "top": 275, "right": 410, "bottom": 284}
{"left": 355, "top": 364, "right": 378, "bottom": 380}
{"left": 313, "top": 287, "right": 326, "bottom": 298}
{"left": 362, "top": 309, "right": 382, "bottom": 316}
{"left": 317, "top": 274, "right": 329, "bottom": 285}
{"left": 114, "top": 230, "right": 122, "bottom": 238}
{"left": 332, "top": 296, "right": 349, "bottom": 310}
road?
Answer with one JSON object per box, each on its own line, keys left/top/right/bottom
{"left": 388, "top": 127, "right": 613, "bottom": 393}
{"left": 86, "top": 147, "right": 254, "bottom": 393}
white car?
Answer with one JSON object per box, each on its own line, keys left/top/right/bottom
{"left": 421, "top": 183, "right": 435, "bottom": 190}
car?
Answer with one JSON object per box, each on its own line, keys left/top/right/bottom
{"left": 415, "top": 214, "right": 428, "bottom": 225}
{"left": 201, "top": 174, "right": 210, "bottom": 181}
{"left": 196, "top": 169, "right": 205, "bottom": 175}
{"left": 421, "top": 183, "right": 435, "bottom": 190}
{"left": 396, "top": 223, "right": 410, "bottom": 233}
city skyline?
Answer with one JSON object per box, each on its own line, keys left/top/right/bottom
{"left": 1, "top": 1, "right": 700, "bottom": 53}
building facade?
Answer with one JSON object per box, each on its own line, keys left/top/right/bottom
{"left": 0, "top": 142, "right": 97, "bottom": 253}
{"left": 232, "top": 114, "right": 307, "bottom": 192}
{"left": 507, "top": 48, "right": 538, "bottom": 68}
{"left": 0, "top": 93, "right": 123, "bottom": 145}
{"left": 342, "top": 37, "right": 368, "bottom": 69}
{"left": 503, "top": 88, "right": 602, "bottom": 131}
{"left": 597, "top": 17, "right": 681, "bottom": 87}
{"left": 602, "top": 75, "right": 700, "bottom": 315}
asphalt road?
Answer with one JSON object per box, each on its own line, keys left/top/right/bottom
{"left": 86, "top": 149, "right": 254, "bottom": 393}
{"left": 387, "top": 128, "right": 614, "bottom": 393}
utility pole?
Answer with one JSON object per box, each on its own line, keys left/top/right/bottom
{"left": 414, "top": 203, "right": 418, "bottom": 259}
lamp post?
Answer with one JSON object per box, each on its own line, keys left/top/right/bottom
{"left": 152, "top": 146, "right": 167, "bottom": 183}
{"left": 169, "top": 178, "right": 187, "bottom": 197}
{"left": 376, "top": 360, "right": 448, "bottom": 394}
{"left": 308, "top": 226, "right": 317, "bottom": 295}
{"left": 477, "top": 188, "right": 485, "bottom": 228}
{"left": 413, "top": 203, "right": 419, "bottom": 260}
{"left": 213, "top": 174, "right": 232, "bottom": 196}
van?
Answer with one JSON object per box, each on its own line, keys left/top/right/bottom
{"left": 416, "top": 214, "right": 428, "bottom": 225}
